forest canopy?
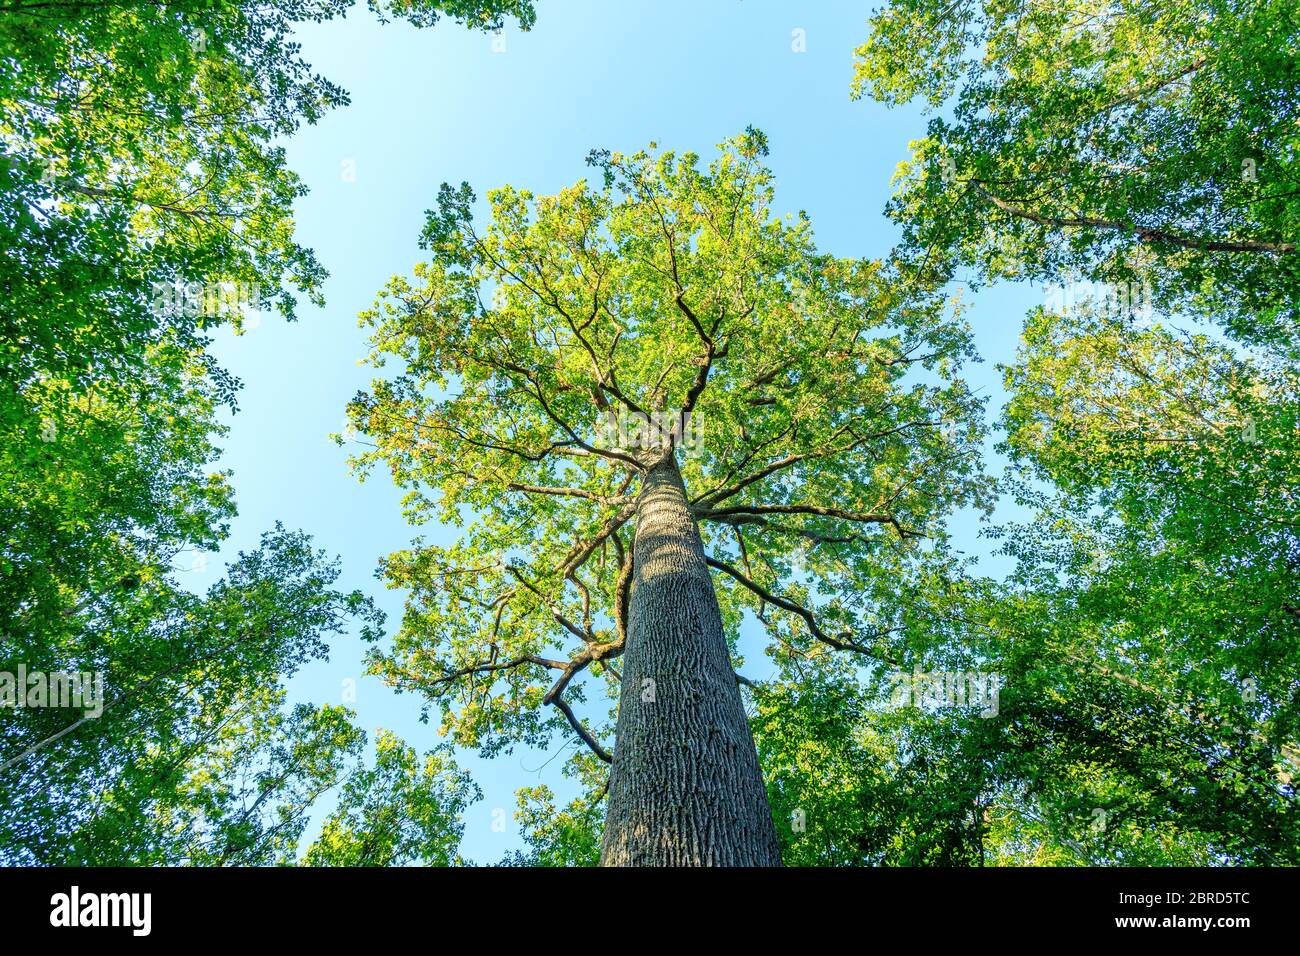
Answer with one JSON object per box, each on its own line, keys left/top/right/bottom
{"left": 1, "top": 0, "right": 1295, "bottom": 867}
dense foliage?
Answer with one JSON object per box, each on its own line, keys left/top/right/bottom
{"left": 852, "top": 0, "right": 1300, "bottom": 354}
{"left": 0, "top": 0, "right": 528, "bottom": 865}
{"left": 840, "top": 0, "right": 1300, "bottom": 863}
{"left": 3, "top": 0, "right": 1295, "bottom": 866}
{"left": 347, "top": 131, "right": 988, "bottom": 850}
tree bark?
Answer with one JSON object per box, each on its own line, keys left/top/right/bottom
{"left": 599, "top": 453, "right": 782, "bottom": 866}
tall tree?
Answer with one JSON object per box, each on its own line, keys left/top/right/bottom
{"left": 348, "top": 130, "right": 989, "bottom": 865}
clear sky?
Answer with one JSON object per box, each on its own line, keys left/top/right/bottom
{"left": 199, "top": 0, "right": 1043, "bottom": 863}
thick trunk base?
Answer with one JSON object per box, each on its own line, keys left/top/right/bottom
{"left": 599, "top": 455, "right": 782, "bottom": 866}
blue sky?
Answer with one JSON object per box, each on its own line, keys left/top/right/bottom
{"left": 199, "top": 0, "right": 1043, "bottom": 863}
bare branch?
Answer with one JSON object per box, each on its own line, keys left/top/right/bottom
{"left": 696, "top": 503, "right": 922, "bottom": 540}
{"left": 706, "top": 556, "right": 900, "bottom": 665}
{"left": 506, "top": 482, "right": 633, "bottom": 506}
{"left": 504, "top": 564, "right": 594, "bottom": 644}
{"left": 694, "top": 419, "right": 929, "bottom": 509}
{"left": 971, "top": 181, "right": 1296, "bottom": 254}
{"left": 561, "top": 501, "right": 638, "bottom": 576}
{"left": 400, "top": 653, "right": 568, "bottom": 697}
{"left": 550, "top": 696, "right": 613, "bottom": 763}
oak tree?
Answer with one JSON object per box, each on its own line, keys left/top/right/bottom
{"left": 349, "top": 130, "right": 989, "bottom": 865}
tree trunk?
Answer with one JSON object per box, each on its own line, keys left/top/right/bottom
{"left": 599, "top": 453, "right": 782, "bottom": 866}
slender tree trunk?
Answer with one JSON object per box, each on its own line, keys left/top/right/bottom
{"left": 599, "top": 453, "right": 782, "bottom": 866}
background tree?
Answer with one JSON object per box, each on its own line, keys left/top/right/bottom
{"left": 0, "top": 0, "right": 539, "bottom": 622}
{"left": 852, "top": 0, "right": 1300, "bottom": 353}
{"left": 303, "top": 730, "right": 481, "bottom": 866}
{"left": 752, "top": 668, "right": 1007, "bottom": 866}
{"left": 0, "top": 0, "right": 536, "bottom": 374}
{"left": 1, "top": 526, "right": 379, "bottom": 863}
{"left": 850, "top": 0, "right": 1300, "bottom": 863}
{"left": 1, "top": 0, "right": 532, "bottom": 865}
{"left": 972, "top": 307, "right": 1300, "bottom": 863}
{"left": 348, "top": 129, "right": 990, "bottom": 865}
{"left": 502, "top": 784, "right": 604, "bottom": 866}
{"left": 0, "top": 0, "right": 537, "bottom": 640}
{"left": 129, "top": 697, "right": 368, "bottom": 867}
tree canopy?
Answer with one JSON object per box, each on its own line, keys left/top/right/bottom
{"left": 853, "top": 0, "right": 1300, "bottom": 354}
{"left": 1, "top": 0, "right": 526, "bottom": 867}
{"left": 848, "top": 0, "right": 1300, "bottom": 863}
{"left": 346, "top": 129, "right": 991, "bottom": 858}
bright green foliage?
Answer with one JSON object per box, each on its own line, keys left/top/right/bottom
{"left": 853, "top": 0, "right": 1300, "bottom": 353}
{"left": 368, "top": 0, "right": 535, "bottom": 28}
{"left": 501, "top": 785, "right": 603, "bottom": 867}
{"left": 348, "top": 131, "right": 989, "bottom": 812}
{"left": 0, "top": 0, "right": 537, "bottom": 578}
{"left": 844, "top": 0, "right": 1300, "bottom": 866}
{"left": 8, "top": 0, "right": 1294, "bottom": 869}
{"left": 303, "top": 730, "right": 481, "bottom": 866}
{"left": 761, "top": 292, "right": 1300, "bottom": 866}
{"left": 0, "top": 0, "right": 534, "bottom": 352}
{"left": 0, "top": 526, "right": 385, "bottom": 864}
{"left": 2, "top": 338, "right": 235, "bottom": 662}
{"left": 143, "top": 698, "right": 368, "bottom": 867}
{"left": 980, "top": 307, "right": 1300, "bottom": 863}
{"left": 753, "top": 671, "right": 1005, "bottom": 866}
{"left": 0, "top": 0, "right": 532, "bottom": 867}
{"left": 0, "top": 0, "right": 537, "bottom": 632}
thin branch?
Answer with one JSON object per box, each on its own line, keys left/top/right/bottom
{"left": 550, "top": 696, "right": 612, "bottom": 763}
{"left": 705, "top": 556, "right": 900, "bottom": 665}
{"left": 696, "top": 503, "right": 922, "bottom": 540}
{"left": 971, "top": 181, "right": 1296, "bottom": 254}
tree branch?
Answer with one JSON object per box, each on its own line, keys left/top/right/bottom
{"left": 550, "top": 696, "right": 613, "bottom": 763}
{"left": 696, "top": 503, "right": 922, "bottom": 540}
{"left": 705, "top": 556, "right": 900, "bottom": 664}
{"left": 971, "top": 181, "right": 1296, "bottom": 254}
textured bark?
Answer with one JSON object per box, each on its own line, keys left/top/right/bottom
{"left": 599, "top": 454, "right": 782, "bottom": 866}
